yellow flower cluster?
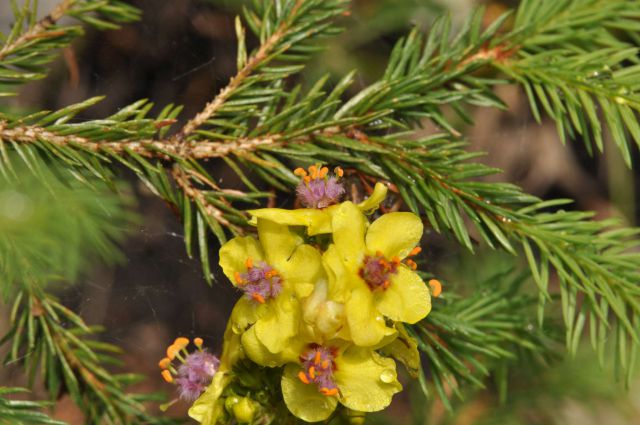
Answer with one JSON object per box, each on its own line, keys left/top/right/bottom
{"left": 190, "top": 166, "right": 439, "bottom": 423}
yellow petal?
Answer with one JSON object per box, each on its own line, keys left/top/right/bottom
{"left": 345, "top": 285, "right": 396, "bottom": 347}
{"left": 334, "top": 347, "right": 402, "bottom": 412}
{"left": 280, "top": 244, "right": 324, "bottom": 298}
{"left": 248, "top": 208, "right": 334, "bottom": 235}
{"left": 257, "top": 218, "right": 302, "bottom": 269}
{"left": 241, "top": 326, "right": 301, "bottom": 367}
{"left": 255, "top": 293, "right": 301, "bottom": 354}
{"left": 188, "top": 372, "right": 231, "bottom": 424}
{"left": 365, "top": 212, "right": 423, "bottom": 259}
{"left": 377, "top": 267, "right": 431, "bottom": 324}
{"left": 219, "top": 236, "right": 264, "bottom": 285}
{"left": 322, "top": 244, "right": 350, "bottom": 302}
{"left": 220, "top": 320, "right": 245, "bottom": 372}
{"left": 282, "top": 363, "right": 338, "bottom": 422}
{"left": 332, "top": 202, "right": 367, "bottom": 271}
{"left": 229, "top": 297, "right": 262, "bottom": 334}
{"left": 357, "top": 182, "right": 388, "bottom": 213}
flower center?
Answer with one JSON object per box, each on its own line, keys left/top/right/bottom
{"left": 359, "top": 251, "right": 400, "bottom": 291}
{"left": 159, "top": 337, "right": 220, "bottom": 402}
{"left": 234, "top": 258, "right": 282, "bottom": 304}
{"left": 297, "top": 345, "right": 339, "bottom": 396}
{"left": 294, "top": 164, "right": 345, "bottom": 208}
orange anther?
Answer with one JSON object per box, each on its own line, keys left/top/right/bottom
{"left": 319, "top": 167, "right": 329, "bottom": 178}
{"left": 308, "top": 366, "right": 316, "bottom": 380}
{"left": 166, "top": 344, "right": 179, "bottom": 360}
{"left": 376, "top": 251, "right": 384, "bottom": 257}
{"left": 405, "top": 259, "right": 417, "bottom": 270}
{"left": 245, "top": 257, "right": 253, "bottom": 269}
{"left": 429, "top": 279, "right": 442, "bottom": 297}
{"left": 161, "top": 369, "right": 173, "bottom": 383}
{"left": 320, "top": 387, "right": 338, "bottom": 396}
{"left": 174, "top": 337, "right": 189, "bottom": 349}
{"left": 334, "top": 166, "right": 344, "bottom": 177}
{"left": 294, "top": 167, "right": 307, "bottom": 177}
{"left": 252, "top": 293, "right": 266, "bottom": 304}
{"left": 265, "top": 270, "right": 279, "bottom": 279}
{"left": 194, "top": 337, "right": 203, "bottom": 348}
{"left": 322, "top": 360, "right": 329, "bottom": 369}
{"left": 298, "top": 371, "right": 310, "bottom": 384}
{"left": 314, "top": 351, "right": 321, "bottom": 365}
{"left": 303, "top": 176, "right": 311, "bottom": 185}
{"left": 391, "top": 256, "right": 401, "bottom": 265}
{"left": 158, "top": 357, "right": 171, "bottom": 369}
{"left": 234, "top": 271, "right": 243, "bottom": 285}
{"left": 309, "top": 165, "right": 318, "bottom": 179}
{"left": 409, "top": 246, "right": 422, "bottom": 256}
{"left": 383, "top": 280, "right": 391, "bottom": 289}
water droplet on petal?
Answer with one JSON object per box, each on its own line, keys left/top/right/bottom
{"left": 380, "top": 369, "right": 395, "bottom": 383}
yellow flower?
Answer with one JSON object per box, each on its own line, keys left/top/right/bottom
{"left": 219, "top": 218, "right": 324, "bottom": 356}
{"left": 248, "top": 182, "right": 388, "bottom": 236}
{"left": 188, "top": 320, "right": 242, "bottom": 425}
{"left": 325, "top": 201, "right": 431, "bottom": 346}
{"left": 281, "top": 342, "right": 402, "bottom": 422}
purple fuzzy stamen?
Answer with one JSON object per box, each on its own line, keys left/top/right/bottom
{"left": 296, "top": 176, "right": 345, "bottom": 209}
{"left": 174, "top": 351, "right": 220, "bottom": 402}
{"left": 298, "top": 345, "right": 338, "bottom": 395}
{"left": 358, "top": 253, "right": 399, "bottom": 291}
{"left": 238, "top": 261, "right": 282, "bottom": 304}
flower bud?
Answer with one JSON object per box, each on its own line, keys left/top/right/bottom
{"left": 232, "top": 397, "right": 257, "bottom": 423}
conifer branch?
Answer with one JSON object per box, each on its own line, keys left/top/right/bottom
{"left": 0, "top": 0, "right": 140, "bottom": 96}
{"left": 3, "top": 1, "right": 640, "bottom": 414}
{"left": 0, "top": 121, "right": 282, "bottom": 159}
{"left": 0, "top": 387, "right": 65, "bottom": 425}
{"left": 412, "top": 269, "right": 559, "bottom": 409}
{"left": 175, "top": 0, "right": 306, "bottom": 140}
{"left": 1, "top": 289, "right": 172, "bottom": 424}
{"left": 0, "top": 0, "right": 73, "bottom": 61}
